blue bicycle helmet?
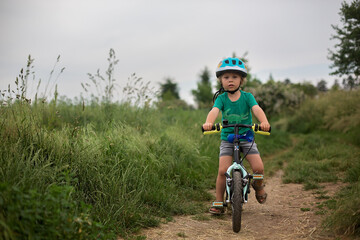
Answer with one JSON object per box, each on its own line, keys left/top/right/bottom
{"left": 216, "top": 57, "right": 247, "bottom": 78}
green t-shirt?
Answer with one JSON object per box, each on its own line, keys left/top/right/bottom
{"left": 213, "top": 90, "right": 258, "bottom": 141}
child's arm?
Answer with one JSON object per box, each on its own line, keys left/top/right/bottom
{"left": 252, "top": 105, "right": 271, "bottom": 131}
{"left": 203, "top": 107, "right": 220, "bottom": 131}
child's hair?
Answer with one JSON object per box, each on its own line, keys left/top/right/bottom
{"left": 212, "top": 73, "right": 247, "bottom": 103}
{"left": 212, "top": 87, "right": 224, "bottom": 103}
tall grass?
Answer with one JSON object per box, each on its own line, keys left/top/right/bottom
{"left": 0, "top": 95, "right": 291, "bottom": 239}
{"left": 287, "top": 90, "right": 360, "bottom": 146}
{"left": 0, "top": 101, "right": 210, "bottom": 238}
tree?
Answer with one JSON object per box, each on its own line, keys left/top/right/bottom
{"left": 331, "top": 79, "right": 341, "bottom": 91}
{"left": 317, "top": 79, "right": 328, "bottom": 92}
{"left": 159, "top": 77, "right": 180, "bottom": 101}
{"left": 157, "top": 77, "right": 190, "bottom": 109}
{"left": 284, "top": 78, "right": 291, "bottom": 85}
{"left": 245, "top": 76, "right": 262, "bottom": 89}
{"left": 191, "top": 67, "right": 213, "bottom": 108}
{"left": 293, "top": 81, "right": 318, "bottom": 98}
{"left": 342, "top": 75, "right": 358, "bottom": 90}
{"left": 266, "top": 74, "right": 275, "bottom": 85}
{"left": 328, "top": 0, "right": 360, "bottom": 90}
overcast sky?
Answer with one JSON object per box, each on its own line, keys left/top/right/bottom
{"left": 0, "top": 0, "right": 345, "bottom": 105}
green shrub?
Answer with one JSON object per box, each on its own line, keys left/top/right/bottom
{"left": 0, "top": 183, "right": 111, "bottom": 240}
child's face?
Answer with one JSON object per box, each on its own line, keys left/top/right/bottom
{"left": 220, "top": 72, "right": 242, "bottom": 92}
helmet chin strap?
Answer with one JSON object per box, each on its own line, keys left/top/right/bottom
{"left": 224, "top": 87, "right": 240, "bottom": 94}
{"left": 213, "top": 85, "right": 240, "bottom": 103}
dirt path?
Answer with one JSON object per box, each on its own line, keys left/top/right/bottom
{"left": 122, "top": 139, "right": 347, "bottom": 240}
{"left": 133, "top": 170, "right": 343, "bottom": 240}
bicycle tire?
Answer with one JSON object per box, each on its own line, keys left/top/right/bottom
{"left": 232, "top": 170, "right": 243, "bottom": 233}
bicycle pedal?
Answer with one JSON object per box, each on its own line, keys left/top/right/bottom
{"left": 253, "top": 174, "right": 264, "bottom": 180}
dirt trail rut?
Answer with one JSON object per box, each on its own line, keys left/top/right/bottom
{"left": 135, "top": 170, "right": 342, "bottom": 240}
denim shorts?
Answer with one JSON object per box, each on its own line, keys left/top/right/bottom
{"left": 219, "top": 140, "right": 260, "bottom": 157}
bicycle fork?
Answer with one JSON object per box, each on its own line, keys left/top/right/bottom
{"left": 224, "top": 163, "right": 264, "bottom": 206}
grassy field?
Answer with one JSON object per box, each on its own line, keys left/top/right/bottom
{"left": 1, "top": 90, "right": 359, "bottom": 239}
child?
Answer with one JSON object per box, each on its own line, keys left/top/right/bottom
{"left": 202, "top": 57, "right": 270, "bottom": 215}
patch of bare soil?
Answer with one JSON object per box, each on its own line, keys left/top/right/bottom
{"left": 132, "top": 170, "right": 344, "bottom": 240}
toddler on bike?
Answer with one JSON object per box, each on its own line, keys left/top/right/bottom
{"left": 202, "top": 57, "right": 270, "bottom": 215}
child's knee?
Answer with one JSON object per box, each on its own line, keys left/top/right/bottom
{"left": 218, "top": 168, "right": 227, "bottom": 176}
{"left": 252, "top": 167, "right": 264, "bottom": 174}
{"left": 247, "top": 158, "right": 264, "bottom": 174}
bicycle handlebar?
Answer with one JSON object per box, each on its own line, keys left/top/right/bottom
{"left": 202, "top": 122, "right": 271, "bottom": 136}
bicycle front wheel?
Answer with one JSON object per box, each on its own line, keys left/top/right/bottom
{"left": 232, "top": 171, "right": 243, "bottom": 233}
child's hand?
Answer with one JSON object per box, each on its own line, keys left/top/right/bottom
{"left": 260, "top": 122, "right": 271, "bottom": 132}
{"left": 202, "top": 122, "right": 213, "bottom": 131}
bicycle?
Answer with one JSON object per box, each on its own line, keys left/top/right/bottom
{"left": 202, "top": 119, "right": 271, "bottom": 233}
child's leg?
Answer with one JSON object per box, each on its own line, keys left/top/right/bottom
{"left": 246, "top": 153, "right": 264, "bottom": 175}
{"left": 215, "top": 155, "right": 233, "bottom": 202}
{"left": 246, "top": 154, "right": 267, "bottom": 203}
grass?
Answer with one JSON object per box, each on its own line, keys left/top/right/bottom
{"left": 266, "top": 132, "right": 358, "bottom": 189}
{"left": 0, "top": 97, "right": 290, "bottom": 239}
{"left": 191, "top": 214, "right": 211, "bottom": 221}
{"left": 176, "top": 232, "right": 187, "bottom": 238}
{"left": 324, "top": 182, "right": 360, "bottom": 235}
{"left": 0, "top": 101, "right": 212, "bottom": 239}
{"left": 287, "top": 90, "right": 360, "bottom": 146}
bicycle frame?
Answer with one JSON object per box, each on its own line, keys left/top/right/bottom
{"left": 224, "top": 125, "right": 264, "bottom": 205}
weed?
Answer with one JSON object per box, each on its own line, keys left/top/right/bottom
{"left": 83, "top": 48, "right": 119, "bottom": 104}
{"left": 317, "top": 204, "right": 324, "bottom": 209}
{"left": 177, "top": 232, "right": 187, "bottom": 238}
{"left": 324, "top": 199, "right": 337, "bottom": 210}
{"left": 315, "top": 194, "right": 331, "bottom": 200}
{"left": 315, "top": 210, "right": 327, "bottom": 215}
{"left": 192, "top": 214, "right": 211, "bottom": 221}
{"left": 304, "top": 181, "right": 322, "bottom": 190}
{"left": 123, "top": 73, "right": 159, "bottom": 107}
